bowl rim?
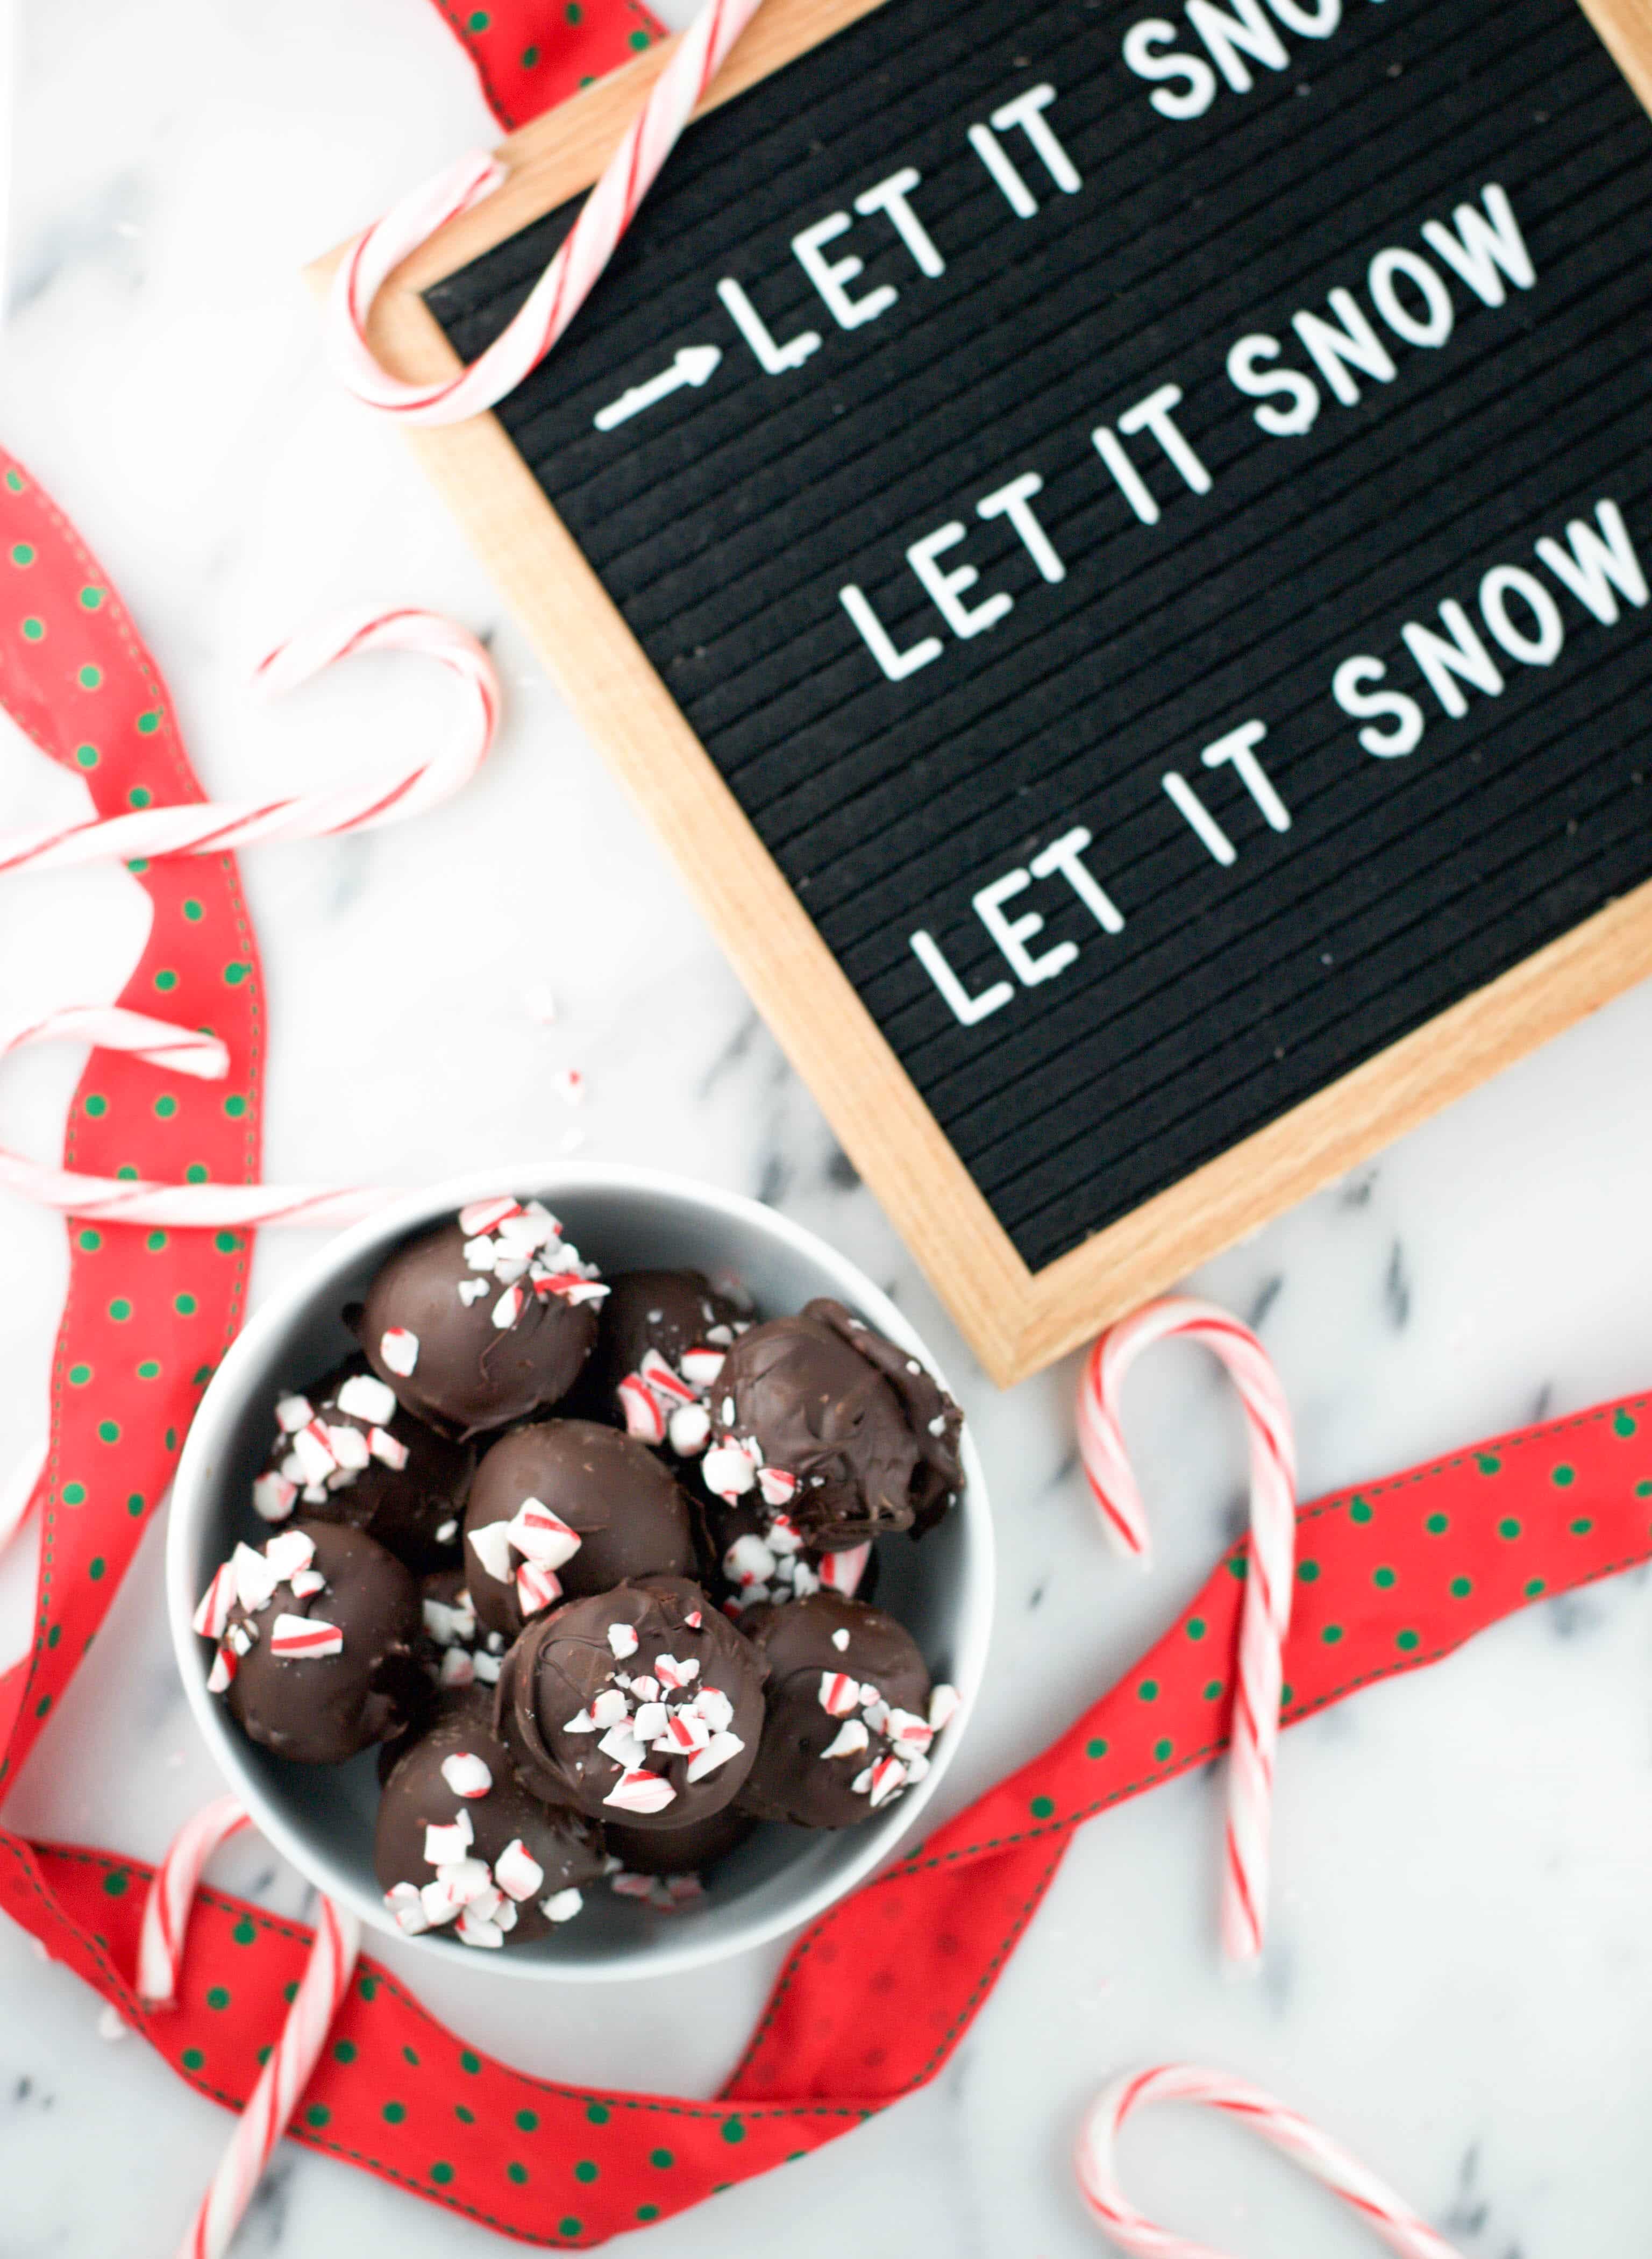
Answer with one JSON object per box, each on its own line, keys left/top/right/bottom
{"left": 167, "top": 1161, "right": 995, "bottom": 1984}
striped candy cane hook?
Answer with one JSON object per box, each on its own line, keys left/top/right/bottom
{"left": 1074, "top": 2064, "right": 1467, "bottom": 2259}
{"left": 0, "top": 605, "right": 498, "bottom": 876}
{"left": 140, "top": 1798, "right": 361, "bottom": 2259}
{"left": 0, "top": 1004, "right": 394, "bottom": 1228}
{"left": 326, "top": 0, "right": 767, "bottom": 425}
{"left": 137, "top": 1798, "right": 254, "bottom": 2007}
{"left": 1076, "top": 1298, "right": 1295, "bottom": 1962}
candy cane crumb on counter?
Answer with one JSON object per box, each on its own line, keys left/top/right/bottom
{"left": 1075, "top": 2063, "right": 1467, "bottom": 2259}
{"left": 1076, "top": 1297, "right": 1296, "bottom": 1964}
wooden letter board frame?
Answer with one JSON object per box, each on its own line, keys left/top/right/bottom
{"left": 316, "top": 0, "right": 1652, "bottom": 1387}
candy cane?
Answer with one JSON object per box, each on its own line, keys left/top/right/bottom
{"left": 0, "top": 605, "right": 498, "bottom": 875}
{"left": 1074, "top": 2064, "right": 1466, "bottom": 2259}
{"left": 137, "top": 1797, "right": 253, "bottom": 2006}
{"left": 139, "top": 1798, "right": 362, "bottom": 2259}
{"left": 177, "top": 1894, "right": 360, "bottom": 2259}
{"left": 1076, "top": 1298, "right": 1295, "bottom": 1963}
{"left": 327, "top": 0, "right": 766, "bottom": 424}
{"left": 0, "top": 1004, "right": 393, "bottom": 1227}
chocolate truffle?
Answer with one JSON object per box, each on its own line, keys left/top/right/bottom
{"left": 577, "top": 1269, "right": 745, "bottom": 1451}
{"left": 376, "top": 1691, "right": 604, "bottom": 1948}
{"left": 356, "top": 1199, "right": 605, "bottom": 1439}
{"left": 604, "top": 1803, "right": 754, "bottom": 1878}
{"left": 700, "top": 1298, "right": 965, "bottom": 1548}
{"left": 493, "top": 1576, "right": 765, "bottom": 1831}
{"left": 463, "top": 1419, "right": 697, "bottom": 1639}
{"left": 256, "top": 1359, "right": 473, "bottom": 1573}
{"left": 199, "top": 1521, "right": 423, "bottom": 1765}
{"left": 737, "top": 1592, "right": 957, "bottom": 1829}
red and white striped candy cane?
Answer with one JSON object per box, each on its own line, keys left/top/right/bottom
{"left": 327, "top": 0, "right": 766, "bottom": 425}
{"left": 140, "top": 1798, "right": 361, "bottom": 2259}
{"left": 1074, "top": 2064, "right": 1466, "bottom": 2259}
{"left": 0, "top": 605, "right": 497, "bottom": 875}
{"left": 137, "top": 1796, "right": 253, "bottom": 2006}
{"left": 0, "top": 1004, "right": 393, "bottom": 1228}
{"left": 1076, "top": 1298, "right": 1295, "bottom": 1963}
{"left": 179, "top": 1895, "right": 360, "bottom": 2259}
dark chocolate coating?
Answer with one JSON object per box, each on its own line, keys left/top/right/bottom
{"left": 738, "top": 1593, "right": 931, "bottom": 1829}
{"left": 224, "top": 1521, "right": 423, "bottom": 1765}
{"left": 376, "top": 1692, "right": 604, "bottom": 1946}
{"left": 604, "top": 1804, "right": 754, "bottom": 1877}
{"left": 578, "top": 1270, "right": 743, "bottom": 1424}
{"left": 357, "top": 1221, "right": 598, "bottom": 1439}
{"left": 464, "top": 1419, "right": 697, "bottom": 1638}
{"left": 264, "top": 1358, "right": 472, "bottom": 1574}
{"left": 709, "top": 1298, "right": 965, "bottom": 1546}
{"left": 493, "top": 1576, "right": 765, "bottom": 1830}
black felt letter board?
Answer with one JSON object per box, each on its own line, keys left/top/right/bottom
{"left": 429, "top": 0, "right": 1652, "bottom": 1273}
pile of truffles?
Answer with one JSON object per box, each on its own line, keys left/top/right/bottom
{"left": 194, "top": 1197, "right": 966, "bottom": 1951}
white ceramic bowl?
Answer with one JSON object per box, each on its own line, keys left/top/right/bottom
{"left": 168, "top": 1166, "right": 994, "bottom": 1982}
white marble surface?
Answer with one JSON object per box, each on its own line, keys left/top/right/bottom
{"left": 2, "top": 4, "right": 1651, "bottom": 2254}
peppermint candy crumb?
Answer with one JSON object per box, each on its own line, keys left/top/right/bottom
{"left": 603, "top": 1770, "right": 677, "bottom": 1815}
{"left": 494, "top": 1839, "right": 545, "bottom": 1902}
{"left": 269, "top": 1614, "right": 343, "bottom": 1659}
{"left": 440, "top": 1751, "right": 493, "bottom": 1800}
{"left": 379, "top": 1328, "right": 419, "bottom": 1377}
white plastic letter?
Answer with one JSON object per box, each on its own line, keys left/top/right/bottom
{"left": 792, "top": 212, "right": 898, "bottom": 330}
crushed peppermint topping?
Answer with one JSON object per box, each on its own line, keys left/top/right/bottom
{"left": 606, "top": 1621, "right": 639, "bottom": 1660}
{"left": 702, "top": 1441, "right": 757, "bottom": 1502}
{"left": 192, "top": 1562, "right": 237, "bottom": 1640}
{"left": 493, "top": 1839, "right": 545, "bottom": 1902}
{"left": 424, "top": 1812, "right": 473, "bottom": 1865}
{"left": 668, "top": 1402, "right": 711, "bottom": 1457}
{"left": 368, "top": 1425, "right": 409, "bottom": 1471}
{"left": 269, "top": 1613, "right": 343, "bottom": 1659}
{"left": 384, "top": 1881, "right": 431, "bottom": 1935}
{"left": 816, "top": 1543, "right": 871, "bottom": 1599}
{"left": 466, "top": 1518, "right": 516, "bottom": 1586}
{"left": 440, "top": 1751, "right": 493, "bottom": 1800}
{"left": 379, "top": 1327, "right": 419, "bottom": 1376}
{"left": 231, "top": 1541, "right": 280, "bottom": 1615}
{"left": 251, "top": 1471, "right": 297, "bottom": 1523}
{"left": 603, "top": 1768, "right": 677, "bottom": 1815}
{"left": 451, "top": 1199, "right": 608, "bottom": 1322}
{"left": 515, "top": 1559, "right": 562, "bottom": 1616}
{"left": 509, "top": 1500, "right": 582, "bottom": 1571}
{"left": 812, "top": 1667, "right": 958, "bottom": 1809}
{"left": 336, "top": 1372, "right": 398, "bottom": 1425}
{"left": 615, "top": 1335, "right": 735, "bottom": 1455}
{"left": 543, "top": 1886, "right": 584, "bottom": 1923}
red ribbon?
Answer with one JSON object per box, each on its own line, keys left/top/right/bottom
{"left": 428, "top": 0, "right": 669, "bottom": 131}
